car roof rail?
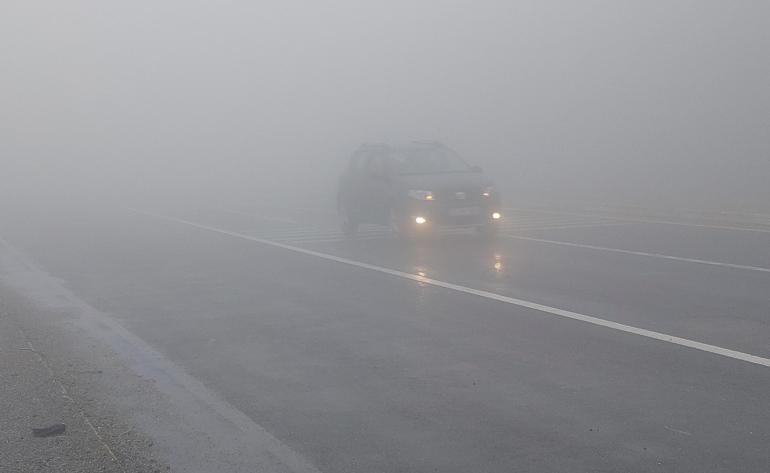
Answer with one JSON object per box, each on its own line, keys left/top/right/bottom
{"left": 358, "top": 142, "right": 389, "bottom": 150}
{"left": 411, "top": 140, "right": 444, "bottom": 147}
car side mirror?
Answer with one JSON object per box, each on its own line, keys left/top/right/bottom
{"left": 470, "top": 165, "right": 483, "bottom": 173}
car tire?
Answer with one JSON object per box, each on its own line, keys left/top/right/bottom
{"left": 476, "top": 222, "right": 499, "bottom": 239}
{"left": 339, "top": 203, "right": 359, "bottom": 238}
{"left": 388, "top": 209, "right": 403, "bottom": 239}
{"left": 389, "top": 209, "right": 411, "bottom": 240}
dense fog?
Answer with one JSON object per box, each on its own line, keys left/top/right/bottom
{"left": 3, "top": 0, "right": 769, "bottom": 211}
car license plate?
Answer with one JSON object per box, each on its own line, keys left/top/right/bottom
{"left": 449, "top": 207, "right": 480, "bottom": 217}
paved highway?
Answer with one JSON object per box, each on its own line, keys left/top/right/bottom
{"left": 1, "top": 203, "right": 768, "bottom": 472}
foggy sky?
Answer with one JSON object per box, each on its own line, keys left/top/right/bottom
{"left": 2, "top": 1, "right": 769, "bottom": 210}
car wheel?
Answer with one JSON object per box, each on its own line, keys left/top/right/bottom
{"left": 339, "top": 204, "right": 358, "bottom": 238}
{"left": 476, "top": 222, "right": 499, "bottom": 239}
{"left": 389, "top": 209, "right": 409, "bottom": 240}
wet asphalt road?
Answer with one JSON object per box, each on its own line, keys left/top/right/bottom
{"left": 2, "top": 203, "right": 769, "bottom": 472}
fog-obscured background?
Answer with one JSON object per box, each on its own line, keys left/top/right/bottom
{"left": 3, "top": 0, "right": 769, "bottom": 211}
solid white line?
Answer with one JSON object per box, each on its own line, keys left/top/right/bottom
{"left": 245, "top": 228, "right": 388, "bottom": 241}
{"left": 272, "top": 223, "right": 636, "bottom": 244}
{"left": 503, "top": 235, "right": 770, "bottom": 273}
{"left": 504, "top": 207, "right": 770, "bottom": 234}
{"left": 252, "top": 225, "right": 492, "bottom": 243}
{"left": 271, "top": 223, "right": 634, "bottom": 244}
{"left": 503, "top": 222, "right": 637, "bottom": 232}
{"left": 641, "top": 220, "right": 770, "bottom": 235}
{"left": 131, "top": 209, "right": 770, "bottom": 368}
{"left": 501, "top": 219, "right": 605, "bottom": 228}
{"left": 245, "top": 228, "right": 344, "bottom": 238}
{"left": 225, "top": 210, "right": 624, "bottom": 243}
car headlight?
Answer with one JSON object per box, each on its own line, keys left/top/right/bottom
{"left": 482, "top": 186, "right": 495, "bottom": 197}
{"left": 408, "top": 190, "right": 435, "bottom": 201}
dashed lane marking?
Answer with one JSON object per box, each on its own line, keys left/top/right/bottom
{"left": 214, "top": 208, "right": 631, "bottom": 244}
{"left": 221, "top": 208, "right": 300, "bottom": 225}
{"left": 504, "top": 207, "right": 770, "bottom": 234}
{"left": 503, "top": 235, "right": 770, "bottom": 274}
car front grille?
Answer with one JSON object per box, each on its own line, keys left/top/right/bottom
{"left": 436, "top": 189, "right": 483, "bottom": 205}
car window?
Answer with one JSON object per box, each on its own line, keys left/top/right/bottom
{"left": 390, "top": 147, "right": 471, "bottom": 175}
{"left": 365, "top": 154, "right": 385, "bottom": 177}
{"left": 350, "top": 152, "right": 368, "bottom": 174}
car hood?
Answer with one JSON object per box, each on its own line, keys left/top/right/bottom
{"left": 393, "top": 172, "right": 493, "bottom": 192}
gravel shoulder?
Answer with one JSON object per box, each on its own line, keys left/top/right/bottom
{"left": 0, "top": 235, "right": 319, "bottom": 473}
{"left": 0, "top": 288, "right": 165, "bottom": 473}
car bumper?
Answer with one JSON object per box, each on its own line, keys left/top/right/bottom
{"left": 400, "top": 201, "right": 502, "bottom": 228}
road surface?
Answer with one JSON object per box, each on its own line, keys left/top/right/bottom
{"left": 1, "top": 203, "right": 768, "bottom": 472}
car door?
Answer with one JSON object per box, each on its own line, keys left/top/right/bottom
{"left": 359, "top": 152, "right": 391, "bottom": 224}
{"left": 340, "top": 151, "right": 368, "bottom": 219}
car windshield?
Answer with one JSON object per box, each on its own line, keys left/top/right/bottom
{"left": 389, "top": 147, "right": 471, "bottom": 175}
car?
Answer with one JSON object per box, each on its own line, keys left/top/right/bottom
{"left": 337, "top": 142, "right": 502, "bottom": 238}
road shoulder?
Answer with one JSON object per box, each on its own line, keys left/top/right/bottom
{"left": 0, "top": 237, "right": 320, "bottom": 473}
{"left": 0, "top": 289, "right": 164, "bottom": 472}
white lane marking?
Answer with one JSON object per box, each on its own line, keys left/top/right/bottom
{"left": 641, "top": 220, "right": 770, "bottom": 235}
{"left": 245, "top": 226, "right": 473, "bottom": 243}
{"left": 264, "top": 222, "right": 636, "bottom": 245}
{"left": 505, "top": 207, "right": 770, "bottom": 234}
{"left": 219, "top": 207, "right": 623, "bottom": 244}
{"left": 664, "top": 426, "right": 693, "bottom": 436}
{"left": 503, "top": 235, "right": 770, "bottom": 274}
{"left": 241, "top": 221, "right": 628, "bottom": 245}
{"left": 502, "top": 219, "right": 614, "bottom": 228}
{"left": 131, "top": 209, "right": 770, "bottom": 368}
{"left": 244, "top": 227, "right": 346, "bottom": 239}
{"left": 504, "top": 221, "right": 638, "bottom": 233}
{"left": 221, "top": 208, "right": 300, "bottom": 225}
{"left": 504, "top": 219, "right": 614, "bottom": 228}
